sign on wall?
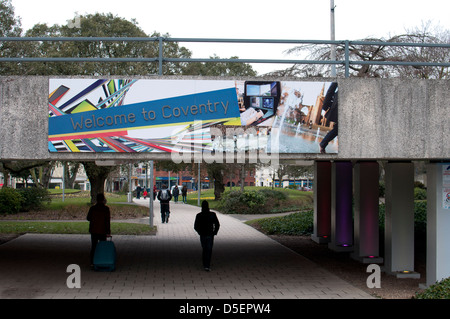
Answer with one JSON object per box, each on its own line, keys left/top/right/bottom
{"left": 48, "top": 79, "right": 338, "bottom": 154}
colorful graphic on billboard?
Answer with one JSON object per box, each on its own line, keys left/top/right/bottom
{"left": 48, "top": 79, "right": 338, "bottom": 154}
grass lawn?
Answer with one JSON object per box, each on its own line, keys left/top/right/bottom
{"left": 0, "top": 187, "right": 311, "bottom": 237}
{"left": 246, "top": 210, "right": 314, "bottom": 236}
{"left": 0, "top": 191, "right": 155, "bottom": 236}
{"left": 0, "top": 221, "right": 155, "bottom": 235}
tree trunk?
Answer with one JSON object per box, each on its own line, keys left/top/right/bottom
{"left": 64, "top": 162, "right": 80, "bottom": 189}
{"left": 213, "top": 174, "right": 225, "bottom": 201}
{"left": 207, "top": 163, "right": 225, "bottom": 200}
{"left": 240, "top": 165, "right": 245, "bottom": 192}
{"left": 82, "top": 162, "right": 115, "bottom": 205}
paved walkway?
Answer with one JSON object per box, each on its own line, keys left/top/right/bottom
{"left": 0, "top": 199, "right": 373, "bottom": 299}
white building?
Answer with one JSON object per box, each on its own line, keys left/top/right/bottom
{"left": 255, "top": 164, "right": 313, "bottom": 189}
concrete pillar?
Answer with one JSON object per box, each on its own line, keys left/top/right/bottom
{"left": 426, "top": 162, "right": 450, "bottom": 286}
{"left": 329, "top": 161, "right": 353, "bottom": 252}
{"left": 311, "top": 161, "right": 331, "bottom": 244}
{"left": 352, "top": 161, "right": 383, "bottom": 263}
{"left": 384, "top": 162, "right": 419, "bottom": 278}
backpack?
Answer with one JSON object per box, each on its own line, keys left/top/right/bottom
{"left": 160, "top": 189, "right": 169, "bottom": 201}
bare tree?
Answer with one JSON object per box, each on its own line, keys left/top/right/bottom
{"left": 268, "top": 21, "right": 449, "bottom": 79}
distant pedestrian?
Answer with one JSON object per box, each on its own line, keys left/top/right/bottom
{"left": 157, "top": 184, "right": 172, "bottom": 223}
{"left": 86, "top": 193, "right": 111, "bottom": 266}
{"left": 194, "top": 200, "right": 220, "bottom": 271}
{"left": 172, "top": 185, "right": 179, "bottom": 203}
{"left": 136, "top": 185, "right": 142, "bottom": 199}
{"left": 181, "top": 185, "right": 188, "bottom": 203}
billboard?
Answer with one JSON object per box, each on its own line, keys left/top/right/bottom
{"left": 48, "top": 79, "right": 338, "bottom": 155}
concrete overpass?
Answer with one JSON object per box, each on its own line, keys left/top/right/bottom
{"left": 0, "top": 76, "right": 449, "bottom": 287}
{"left": 0, "top": 76, "right": 448, "bottom": 162}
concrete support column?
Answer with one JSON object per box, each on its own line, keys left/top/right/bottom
{"left": 352, "top": 161, "right": 383, "bottom": 263}
{"left": 311, "top": 161, "right": 331, "bottom": 244}
{"left": 329, "top": 161, "right": 353, "bottom": 252}
{"left": 384, "top": 162, "right": 419, "bottom": 278}
{"left": 426, "top": 162, "right": 450, "bottom": 286}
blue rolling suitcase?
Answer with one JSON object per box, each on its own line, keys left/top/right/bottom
{"left": 93, "top": 237, "right": 116, "bottom": 271}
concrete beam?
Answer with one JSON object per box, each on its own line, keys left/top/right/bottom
{"left": 1, "top": 76, "right": 449, "bottom": 162}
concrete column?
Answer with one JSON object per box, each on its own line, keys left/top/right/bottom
{"left": 384, "top": 162, "right": 420, "bottom": 278}
{"left": 311, "top": 161, "right": 331, "bottom": 244}
{"left": 329, "top": 161, "right": 353, "bottom": 252}
{"left": 352, "top": 161, "right": 383, "bottom": 263}
{"left": 384, "top": 162, "right": 419, "bottom": 278}
{"left": 426, "top": 162, "right": 450, "bottom": 286}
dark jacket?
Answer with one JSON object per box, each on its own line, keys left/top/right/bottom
{"left": 86, "top": 203, "right": 111, "bottom": 235}
{"left": 194, "top": 210, "right": 220, "bottom": 236}
{"left": 322, "top": 82, "right": 338, "bottom": 123}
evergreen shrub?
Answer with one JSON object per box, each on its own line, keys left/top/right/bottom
{"left": 0, "top": 187, "right": 24, "bottom": 215}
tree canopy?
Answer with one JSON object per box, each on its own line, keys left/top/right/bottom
{"left": 0, "top": 5, "right": 258, "bottom": 77}
{"left": 0, "top": 4, "right": 259, "bottom": 201}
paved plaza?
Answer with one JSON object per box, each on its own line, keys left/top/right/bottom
{"left": 0, "top": 199, "right": 373, "bottom": 299}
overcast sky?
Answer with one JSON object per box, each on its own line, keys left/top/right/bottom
{"left": 11, "top": 0, "right": 450, "bottom": 74}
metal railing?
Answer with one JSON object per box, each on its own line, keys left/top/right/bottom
{"left": 0, "top": 37, "right": 449, "bottom": 77}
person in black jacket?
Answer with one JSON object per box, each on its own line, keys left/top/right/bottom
{"left": 86, "top": 193, "right": 111, "bottom": 266}
{"left": 181, "top": 185, "right": 188, "bottom": 203}
{"left": 194, "top": 201, "right": 220, "bottom": 271}
{"left": 157, "top": 184, "right": 172, "bottom": 223}
{"left": 320, "top": 82, "right": 338, "bottom": 153}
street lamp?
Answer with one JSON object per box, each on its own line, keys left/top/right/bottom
{"left": 330, "top": 0, "right": 336, "bottom": 77}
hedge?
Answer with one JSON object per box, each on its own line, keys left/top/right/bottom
{"left": 415, "top": 277, "right": 450, "bottom": 299}
{"left": 0, "top": 187, "right": 51, "bottom": 214}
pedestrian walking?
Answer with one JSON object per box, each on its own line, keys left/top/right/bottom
{"left": 136, "top": 185, "right": 142, "bottom": 199}
{"left": 194, "top": 200, "right": 220, "bottom": 271}
{"left": 181, "top": 185, "right": 188, "bottom": 203}
{"left": 172, "top": 185, "right": 179, "bottom": 203}
{"left": 157, "top": 184, "right": 172, "bottom": 223}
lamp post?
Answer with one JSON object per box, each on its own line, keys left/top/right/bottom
{"left": 197, "top": 162, "right": 201, "bottom": 207}
{"left": 330, "top": 0, "right": 336, "bottom": 77}
{"left": 149, "top": 160, "right": 154, "bottom": 227}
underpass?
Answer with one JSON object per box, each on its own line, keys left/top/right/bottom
{"left": 0, "top": 199, "right": 373, "bottom": 299}
{"left": 0, "top": 75, "right": 449, "bottom": 293}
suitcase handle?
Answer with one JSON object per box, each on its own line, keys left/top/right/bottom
{"left": 107, "top": 235, "right": 112, "bottom": 241}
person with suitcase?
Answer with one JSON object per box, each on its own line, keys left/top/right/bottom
{"left": 87, "top": 193, "right": 111, "bottom": 267}
{"left": 157, "top": 184, "right": 172, "bottom": 223}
